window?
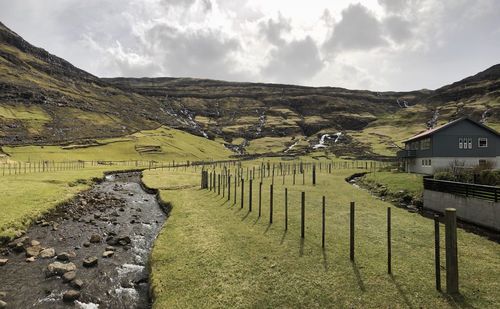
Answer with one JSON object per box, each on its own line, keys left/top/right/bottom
{"left": 459, "top": 137, "right": 473, "bottom": 149}
{"left": 429, "top": 159, "right": 431, "bottom": 165}
{"left": 478, "top": 138, "right": 488, "bottom": 148}
{"left": 420, "top": 138, "right": 431, "bottom": 150}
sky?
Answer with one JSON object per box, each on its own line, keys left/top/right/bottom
{"left": 0, "top": 0, "right": 499, "bottom": 91}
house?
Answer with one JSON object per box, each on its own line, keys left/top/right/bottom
{"left": 397, "top": 117, "right": 500, "bottom": 174}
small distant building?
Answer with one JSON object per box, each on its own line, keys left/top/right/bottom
{"left": 397, "top": 117, "right": 500, "bottom": 174}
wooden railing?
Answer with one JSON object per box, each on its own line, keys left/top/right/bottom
{"left": 424, "top": 178, "right": 499, "bottom": 202}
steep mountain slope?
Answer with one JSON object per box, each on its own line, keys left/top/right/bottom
{"left": 0, "top": 22, "right": 179, "bottom": 145}
{"left": 104, "top": 77, "right": 429, "bottom": 156}
{"left": 0, "top": 21, "right": 498, "bottom": 158}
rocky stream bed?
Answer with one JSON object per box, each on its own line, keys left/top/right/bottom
{"left": 0, "top": 172, "right": 168, "bottom": 308}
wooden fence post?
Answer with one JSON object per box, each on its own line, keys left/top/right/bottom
{"left": 434, "top": 214, "right": 441, "bottom": 291}
{"left": 350, "top": 202, "right": 355, "bottom": 261}
{"left": 445, "top": 208, "right": 459, "bottom": 295}
{"left": 322, "top": 196, "right": 325, "bottom": 248}
{"left": 269, "top": 184, "right": 273, "bottom": 224}
{"left": 259, "top": 182, "right": 262, "bottom": 217}
{"left": 241, "top": 178, "right": 244, "bottom": 209}
{"left": 301, "top": 192, "right": 306, "bottom": 238}
{"left": 228, "top": 175, "right": 231, "bottom": 201}
{"left": 387, "top": 206, "right": 392, "bottom": 274}
{"left": 249, "top": 178, "right": 253, "bottom": 212}
{"left": 312, "top": 164, "right": 316, "bottom": 186}
{"left": 218, "top": 174, "right": 221, "bottom": 195}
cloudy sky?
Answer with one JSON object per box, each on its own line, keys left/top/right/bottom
{"left": 0, "top": 0, "right": 499, "bottom": 91}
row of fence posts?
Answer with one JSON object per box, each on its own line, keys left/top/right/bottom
{"left": 200, "top": 168, "right": 460, "bottom": 296}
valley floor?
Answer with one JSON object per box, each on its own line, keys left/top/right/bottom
{"left": 143, "top": 162, "right": 500, "bottom": 308}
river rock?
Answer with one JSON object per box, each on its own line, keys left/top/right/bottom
{"left": 102, "top": 251, "right": 114, "bottom": 258}
{"left": 83, "top": 256, "right": 98, "bottom": 267}
{"left": 89, "top": 234, "right": 101, "bottom": 243}
{"left": 83, "top": 242, "right": 91, "bottom": 248}
{"left": 71, "top": 279, "right": 84, "bottom": 290}
{"left": 0, "top": 300, "right": 6, "bottom": 308}
{"left": 25, "top": 245, "right": 42, "bottom": 258}
{"left": 39, "top": 248, "right": 56, "bottom": 258}
{"left": 62, "top": 271, "right": 76, "bottom": 282}
{"left": 105, "top": 246, "right": 116, "bottom": 251}
{"left": 62, "top": 290, "right": 80, "bottom": 302}
{"left": 25, "top": 256, "right": 36, "bottom": 263}
{"left": 47, "top": 262, "right": 77, "bottom": 276}
{"left": 0, "top": 259, "right": 8, "bottom": 266}
{"left": 57, "top": 253, "right": 69, "bottom": 261}
{"left": 117, "top": 236, "right": 131, "bottom": 246}
{"left": 30, "top": 240, "right": 40, "bottom": 246}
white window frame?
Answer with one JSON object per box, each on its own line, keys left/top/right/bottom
{"left": 468, "top": 138, "right": 472, "bottom": 149}
{"left": 478, "top": 137, "right": 488, "bottom": 148}
{"left": 459, "top": 138, "right": 463, "bottom": 149}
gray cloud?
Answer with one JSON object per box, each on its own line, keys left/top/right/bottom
{"left": 383, "top": 16, "right": 413, "bottom": 43}
{"left": 324, "top": 4, "right": 387, "bottom": 53}
{"left": 262, "top": 36, "right": 323, "bottom": 84}
{"left": 145, "top": 24, "right": 242, "bottom": 79}
{"left": 259, "top": 14, "right": 291, "bottom": 46}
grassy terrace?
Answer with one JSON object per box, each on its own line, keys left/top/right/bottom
{"left": 362, "top": 171, "right": 424, "bottom": 196}
{"left": 143, "top": 160, "right": 500, "bottom": 308}
{"left": 0, "top": 166, "right": 131, "bottom": 240}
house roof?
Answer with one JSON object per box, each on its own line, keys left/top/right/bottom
{"left": 404, "top": 117, "right": 500, "bottom": 143}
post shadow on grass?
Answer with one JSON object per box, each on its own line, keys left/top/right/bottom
{"left": 389, "top": 274, "right": 412, "bottom": 308}
{"left": 321, "top": 248, "right": 328, "bottom": 271}
{"left": 350, "top": 261, "right": 365, "bottom": 292}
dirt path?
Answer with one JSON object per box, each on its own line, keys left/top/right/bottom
{"left": 0, "top": 172, "right": 167, "bottom": 308}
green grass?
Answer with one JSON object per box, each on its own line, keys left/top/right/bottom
{"left": 3, "top": 126, "right": 232, "bottom": 162}
{"left": 0, "top": 166, "right": 131, "bottom": 240}
{"left": 144, "top": 162, "right": 500, "bottom": 308}
{"left": 363, "top": 171, "right": 424, "bottom": 196}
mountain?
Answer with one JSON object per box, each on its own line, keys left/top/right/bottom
{"left": 0, "top": 21, "right": 498, "bottom": 158}
{"left": 0, "top": 22, "right": 180, "bottom": 145}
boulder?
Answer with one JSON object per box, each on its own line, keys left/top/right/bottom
{"left": 62, "top": 290, "right": 81, "bottom": 302}
{"left": 62, "top": 271, "right": 76, "bottom": 282}
{"left": 89, "top": 234, "right": 101, "bottom": 243}
{"left": 25, "top": 257, "right": 36, "bottom": 263}
{"left": 83, "top": 256, "right": 98, "bottom": 268}
{"left": 0, "top": 300, "right": 6, "bottom": 308}
{"left": 117, "top": 236, "right": 131, "bottom": 246}
{"left": 25, "top": 245, "right": 42, "bottom": 258}
{"left": 102, "top": 251, "right": 114, "bottom": 258}
{"left": 30, "top": 240, "right": 40, "bottom": 246}
{"left": 0, "top": 259, "right": 8, "bottom": 266}
{"left": 47, "top": 262, "right": 77, "bottom": 277}
{"left": 71, "top": 279, "right": 84, "bottom": 290}
{"left": 39, "top": 248, "right": 56, "bottom": 259}
{"left": 57, "top": 252, "right": 72, "bottom": 261}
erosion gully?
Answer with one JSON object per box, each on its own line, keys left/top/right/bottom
{"left": 0, "top": 172, "right": 168, "bottom": 308}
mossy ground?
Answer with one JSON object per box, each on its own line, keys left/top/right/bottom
{"left": 143, "top": 159, "right": 500, "bottom": 308}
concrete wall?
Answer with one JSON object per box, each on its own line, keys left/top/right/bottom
{"left": 406, "top": 156, "right": 498, "bottom": 174}
{"left": 423, "top": 189, "right": 500, "bottom": 231}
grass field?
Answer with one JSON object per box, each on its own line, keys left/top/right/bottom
{"left": 3, "top": 126, "right": 232, "bottom": 162}
{"left": 143, "top": 161, "right": 500, "bottom": 308}
{"left": 363, "top": 171, "right": 424, "bottom": 196}
{"left": 0, "top": 166, "right": 132, "bottom": 240}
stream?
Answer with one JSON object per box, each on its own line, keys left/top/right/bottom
{"left": 0, "top": 172, "right": 167, "bottom": 308}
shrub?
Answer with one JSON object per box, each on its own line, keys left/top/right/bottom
{"left": 434, "top": 171, "right": 455, "bottom": 181}
{"left": 478, "top": 170, "right": 500, "bottom": 186}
